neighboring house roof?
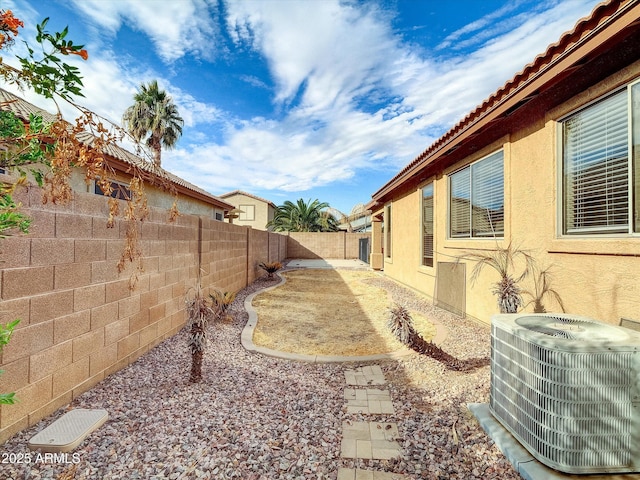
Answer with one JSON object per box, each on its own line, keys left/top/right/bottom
{"left": 219, "top": 190, "right": 277, "bottom": 208}
{"left": 371, "top": 0, "right": 639, "bottom": 207}
{"left": 0, "top": 88, "right": 234, "bottom": 211}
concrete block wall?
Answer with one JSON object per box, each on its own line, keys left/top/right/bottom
{"left": 247, "top": 229, "right": 268, "bottom": 285}
{"left": 286, "top": 232, "right": 371, "bottom": 259}
{"left": 199, "top": 217, "right": 249, "bottom": 294}
{"left": 0, "top": 187, "right": 287, "bottom": 443}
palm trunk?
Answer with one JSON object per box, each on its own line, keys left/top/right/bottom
{"left": 149, "top": 136, "right": 162, "bottom": 167}
{"left": 190, "top": 349, "right": 203, "bottom": 383}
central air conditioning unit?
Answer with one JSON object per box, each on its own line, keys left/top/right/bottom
{"left": 490, "top": 313, "right": 640, "bottom": 474}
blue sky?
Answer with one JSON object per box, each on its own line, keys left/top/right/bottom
{"left": 3, "top": 0, "right": 600, "bottom": 215}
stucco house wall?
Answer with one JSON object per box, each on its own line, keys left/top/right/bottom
{"left": 370, "top": 1, "right": 640, "bottom": 326}
{"left": 219, "top": 191, "right": 276, "bottom": 230}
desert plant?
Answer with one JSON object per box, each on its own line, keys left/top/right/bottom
{"left": 185, "top": 284, "right": 216, "bottom": 383}
{"left": 0, "top": 193, "right": 30, "bottom": 238}
{"left": 387, "top": 303, "right": 413, "bottom": 344}
{"left": 457, "top": 241, "right": 536, "bottom": 314}
{"left": 209, "top": 290, "right": 236, "bottom": 322}
{"left": 259, "top": 261, "right": 283, "bottom": 278}
{"left": 522, "top": 264, "right": 566, "bottom": 313}
{"left": 0, "top": 319, "right": 19, "bottom": 404}
{"left": 387, "top": 305, "right": 489, "bottom": 371}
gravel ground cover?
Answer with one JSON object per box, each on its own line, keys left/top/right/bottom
{"left": 0, "top": 270, "right": 520, "bottom": 480}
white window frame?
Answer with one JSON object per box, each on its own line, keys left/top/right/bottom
{"left": 559, "top": 78, "right": 640, "bottom": 236}
{"left": 421, "top": 182, "right": 434, "bottom": 267}
{"left": 448, "top": 150, "right": 504, "bottom": 239}
{"left": 384, "top": 203, "right": 392, "bottom": 259}
{"left": 239, "top": 204, "right": 255, "bottom": 221}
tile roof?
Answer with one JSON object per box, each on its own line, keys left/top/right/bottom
{"left": 219, "top": 190, "right": 277, "bottom": 208}
{"left": 372, "top": 0, "right": 636, "bottom": 203}
{"left": 0, "top": 88, "right": 233, "bottom": 210}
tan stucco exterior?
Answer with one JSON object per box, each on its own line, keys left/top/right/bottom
{"left": 371, "top": 47, "right": 640, "bottom": 326}
{"left": 219, "top": 191, "right": 276, "bottom": 230}
{"left": 68, "top": 170, "right": 227, "bottom": 220}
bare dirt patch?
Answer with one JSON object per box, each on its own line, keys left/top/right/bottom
{"left": 252, "top": 269, "right": 436, "bottom": 356}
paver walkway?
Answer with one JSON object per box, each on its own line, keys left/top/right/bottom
{"left": 344, "top": 365, "right": 387, "bottom": 386}
{"left": 344, "top": 388, "right": 395, "bottom": 415}
{"left": 338, "top": 366, "right": 411, "bottom": 479}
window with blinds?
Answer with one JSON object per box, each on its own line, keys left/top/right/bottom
{"left": 385, "top": 204, "right": 392, "bottom": 258}
{"left": 634, "top": 82, "right": 640, "bottom": 233}
{"left": 422, "top": 183, "right": 434, "bottom": 267}
{"left": 563, "top": 89, "right": 630, "bottom": 234}
{"left": 449, "top": 151, "right": 504, "bottom": 238}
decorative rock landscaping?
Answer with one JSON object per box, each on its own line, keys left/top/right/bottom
{"left": 0, "top": 271, "right": 520, "bottom": 479}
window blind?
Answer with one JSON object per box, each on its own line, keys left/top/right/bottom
{"left": 385, "top": 205, "right": 392, "bottom": 257}
{"left": 471, "top": 151, "right": 504, "bottom": 236}
{"left": 632, "top": 83, "right": 640, "bottom": 233}
{"left": 422, "top": 183, "right": 434, "bottom": 266}
{"left": 563, "top": 90, "right": 629, "bottom": 233}
{"left": 449, "top": 151, "right": 504, "bottom": 238}
{"left": 450, "top": 168, "right": 470, "bottom": 237}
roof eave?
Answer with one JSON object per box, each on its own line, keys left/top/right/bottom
{"left": 372, "top": 0, "right": 638, "bottom": 203}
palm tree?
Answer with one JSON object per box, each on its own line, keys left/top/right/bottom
{"left": 122, "top": 80, "right": 184, "bottom": 168}
{"left": 267, "top": 198, "right": 339, "bottom": 232}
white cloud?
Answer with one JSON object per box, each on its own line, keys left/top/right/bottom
{"left": 5, "top": 0, "right": 600, "bottom": 202}
{"left": 170, "top": 0, "right": 598, "bottom": 197}
{"left": 225, "top": 0, "right": 397, "bottom": 109}
{"left": 68, "top": 0, "right": 221, "bottom": 63}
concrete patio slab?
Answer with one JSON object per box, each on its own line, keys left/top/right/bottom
{"left": 285, "top": 259, "right": 370, "bottom": 269}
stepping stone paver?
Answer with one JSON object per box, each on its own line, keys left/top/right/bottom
{"left": 344, "top": 388, "right": 395, "bottom": 414}
{"left": 337, "top": 468, "right": 411, "bottom": 480}
{"left": 344, "top": 365, "right": 386, "bottom": 385}
{"left": 340, "top": 365, "right": 406, "bottom": 478}
{"left": 341, "top": 421, "right": 402, "bottom": 460}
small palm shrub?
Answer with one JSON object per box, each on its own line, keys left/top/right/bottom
{"left": 387, "top": 304, "right": 413, "bottom": 344}
{"left": 209, "top": 290, "right": 236, "bottom": 322}
{"left": 457, "top": 241, "right": 535, "bottom": 314}
{"left": 259, "top": 261, "right": 282, "bottom": 278}
{"left": 522, "top": 264, "right": 565, "bottom": 313}
{"left": 185, "top": 284, "right": 216, "bottom": 383}
{"left": 387, "top": 305, "right": 488, "bottom": 372}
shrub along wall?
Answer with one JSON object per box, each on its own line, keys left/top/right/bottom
{"left": 0, "top": 187, "right": 287, "bottom": 443}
